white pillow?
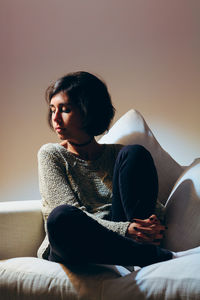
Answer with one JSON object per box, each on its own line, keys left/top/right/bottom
{"left": 99, "top": 109, "right": 184, "bottom": 205}
{"left": 2, "top": 255, "right": 200, "bottom": 300}
{"left": 163, "top": 159, "right": 200, "bottom": 251}
{"left": 102, "top": 254, "right": 200, "bottom": 299}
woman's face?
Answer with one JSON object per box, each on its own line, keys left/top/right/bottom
{"left": 49, "top": 92, "right": 89, "bottom": 142}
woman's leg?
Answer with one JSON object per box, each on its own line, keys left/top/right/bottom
{"left": 112, "top": 145, "right": 158, "bottom": 222}
{"left": 47, "top": 204, "right": 172, "bottom": 267}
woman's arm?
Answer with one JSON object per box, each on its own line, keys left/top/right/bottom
{"left": 38, "top": 144, "right": 130, "bottom": 237}
{"left": 38, "top": 145, "right": 83, "bottom": 222}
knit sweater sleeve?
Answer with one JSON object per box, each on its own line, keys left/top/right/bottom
{"left": 38, "top": 144, "right": 83, "bottom": 221}
{"left": 37, "top": 144, "right": 130, "bottom": 258}
{"left": 85, "top": 211, "right": 130, "bottom": 236}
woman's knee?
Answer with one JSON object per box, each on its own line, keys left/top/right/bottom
{"left": 117, "top": 144, "right": 154, "bottom": 166}
{"left": 120, "top": 144, "right": 150, "bottom": 156}
{"left": 47, "top": 204, "right": 84, "bottom": 234}
{"left": 47, "top": 205, "right": 86, "bottom": 263}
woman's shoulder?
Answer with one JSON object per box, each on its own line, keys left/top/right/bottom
{"left": 37, "top": 143, "right": 69, "bottom": 169}
{"left": 37, "top": 143, "right": 73, "bottom": 163}
{"left": 37, "top": 143, "right": 67, "bottom": 163}
{"left": 38, "top": 143, "right": 60, "bottom": 155}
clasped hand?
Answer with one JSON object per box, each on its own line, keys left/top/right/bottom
{"left": 126, "top": 214, "right": 166, "bottom": 245}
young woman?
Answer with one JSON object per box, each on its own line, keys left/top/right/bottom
{"left": 37, "top": 71, "right": 200, "bottom": 267}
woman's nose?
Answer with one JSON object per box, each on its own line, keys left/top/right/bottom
{"left": 52, "top": 110, "right": 61, "bottom": 123}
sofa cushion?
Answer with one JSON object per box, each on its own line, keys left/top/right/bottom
{"left": 0, "top": 257, "right": 121, "bottom": 300}
{"left": 1, "top": 255, "right": 200, "bottom": 300}
{"left": 163, "top": 159, "right": 200, "bottom": 251}
{"left": 99, "top": 109, "right": 184, "bottom": 205}
{"left": 102, "top": 254, "right": 200, "bottom": 299}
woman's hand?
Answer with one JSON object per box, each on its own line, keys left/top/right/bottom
{"left": 126, "top": 214, "right": 166, "bottom": 245}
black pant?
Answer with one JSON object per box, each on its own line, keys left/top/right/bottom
{"left": 111, "top": 145, "right": 158, "bottom": 221}
{"left": 47, "top": 145, "right": 172, "bottom": 267}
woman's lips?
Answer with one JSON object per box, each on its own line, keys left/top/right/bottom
{"left": 55, "top": 127, "right": 65, "bottom": 133}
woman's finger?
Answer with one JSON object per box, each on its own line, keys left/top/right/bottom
{"left": 132, "top": 218, "right": 149, "bottom": 226}
{"left": 133, "top": 225, "right": 157, "bottom": 234}
{"left": 148, "top": 214, "right": 161, "bottom": 224}
{"left": 134, "top": 232, "right": 154, "bottom": 243}
{"left": 132, "top": 221, "right": 166, "bottom": 233}
{"left": 132, "top": 214, "right": 162, "bottom": 226}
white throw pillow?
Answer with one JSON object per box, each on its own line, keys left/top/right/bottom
{"left": 102, "top": 254, "right": 200, "bottom": 299}
{"left": 163, "top": 159, "right": 200, "bottom": 251}
{"left": 99, "top": 109, "right": 184, "bottom": 205}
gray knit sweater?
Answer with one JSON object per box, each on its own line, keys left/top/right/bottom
{"left": 37, "top": 142, "right": 131, "bottom": 259}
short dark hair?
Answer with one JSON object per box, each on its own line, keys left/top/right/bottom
{"left": 45, "top": 71, "right": 115, "bottom": 136}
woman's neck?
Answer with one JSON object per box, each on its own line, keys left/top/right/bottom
{"left": 60, "top": 138, "right": 104, "bottom": 161}
{"left": 67, "top": 136, "right": 94, "bottom": 147}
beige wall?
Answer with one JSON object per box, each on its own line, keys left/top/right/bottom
{"left": 1, "top": 0, "right": 200, "bottom": 201}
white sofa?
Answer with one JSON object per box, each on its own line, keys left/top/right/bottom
{"left": 1, "top": 109, "right": 200, "bottom": 300}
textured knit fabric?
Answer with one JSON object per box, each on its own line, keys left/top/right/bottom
{"left": 37, "top": 143, "right": 131, "bottom": 258}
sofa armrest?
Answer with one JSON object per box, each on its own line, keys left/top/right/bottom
{"left": 0, "top": 200, "right": 45, "bottom": 259}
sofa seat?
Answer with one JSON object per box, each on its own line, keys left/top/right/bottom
{"left": 0, "top": 257, "right": 121, "bottom": 300}
{"left": 1, "top": 254, "right": 200, "bottom": 300}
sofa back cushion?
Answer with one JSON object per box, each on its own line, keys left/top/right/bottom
{"left": 163, "top": 159, "right": 200, "bottom": 251}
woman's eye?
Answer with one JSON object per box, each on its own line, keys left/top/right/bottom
{"left": 62, "top": 108, "right": 71, "bottom": 113}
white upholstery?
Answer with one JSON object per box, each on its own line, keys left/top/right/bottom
{"left": 163, "top": 159, "right": 200, "bottom": 251}
{"left": 1, "top": 254, "right": 200, "bottom": 300}
{"left": 0, "top": 109, "right": 200, "bottom": 299}
{"left": 0, "top": 200, "right": 44, "bottom": 259}
{"left": 102, "top": 254, "right": 200, "bottom": 300}
{"left": 0, "top": 258, "right": 77, "bottom": 300}
{"left": 0, "top": 258, "right": 123, "bottom": 300}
